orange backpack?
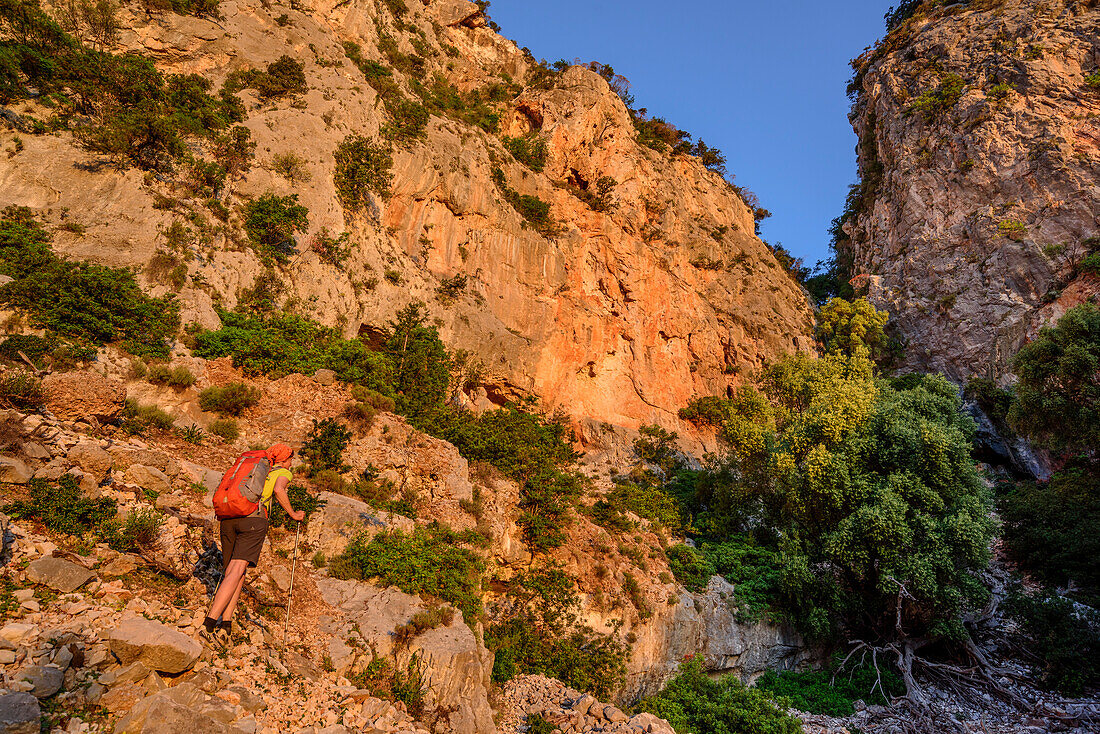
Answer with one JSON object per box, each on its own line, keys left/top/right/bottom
{"left": 213, "top": 450, "right": 271, "bottom": 519}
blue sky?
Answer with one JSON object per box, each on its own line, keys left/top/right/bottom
{"left": 489, "top": 1, "right": 893, "bottom": 267}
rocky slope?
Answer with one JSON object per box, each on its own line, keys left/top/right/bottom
{"left": 0, "top": 356, "right": 811, "bottom": 732}
{"left": 0, "top": 0, "right": 814, "bottom": 451}
{"left": 844, "top": 0, "right": 1100, "bottom": 380}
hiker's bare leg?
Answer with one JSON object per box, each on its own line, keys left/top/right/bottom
{"left": 222, "top": 567, "right": 248, "bottom": 621}
{"left": 209, "top": 559, "right": 248, "bottom": 621}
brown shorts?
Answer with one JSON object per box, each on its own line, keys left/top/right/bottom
{"left": 219, "top": 516, "right": 268, "bottom": 568}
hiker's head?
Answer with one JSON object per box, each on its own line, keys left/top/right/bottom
{"left": 266, "top": 443, "right": 293, "bottom": 467}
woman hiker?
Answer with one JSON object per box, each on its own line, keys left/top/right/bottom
{"left": 202, "top": 443, "right": 304, "bottom": 641}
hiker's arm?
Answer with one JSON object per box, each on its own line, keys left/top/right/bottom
{"left": 272, "top": 476, "right": 304, "bottom": 522}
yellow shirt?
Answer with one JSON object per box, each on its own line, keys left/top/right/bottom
{"left": 261, "top": 467, "right": 293, "bottom": 514}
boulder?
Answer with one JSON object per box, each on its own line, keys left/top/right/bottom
{"left": 113, "top": 683, "right": 235, "bottom": 734}
{"left": 107, "top": 618, "right": 201, "bottom": 674}
{"left": 25, "top": 557, "right": 96, "bottom": 593}
{"left": 123, "top": 464, "right": 171, "bottom": 495}
{"left": 41, "top": 371, "right": 125, "bottom": 423}
{"left": 16, "top": 665, "right": 64, "bottom": 698}
{"left": 110, "top": 447, "right": 171, "bottom": 473}
{"left": 0, "top": 457, "right": 31, "bottom": 485}
{"left": 19, "top": 442, "right": 50, "bottom": 461}
{"left": 0, "top": 690, "right": 39, "bottom": 734}
{"left": 67, "top": 443, "right": 113, "bottom": 483}
{"left": 428, "top": 0, "right": 480, "bottom": 26}
{"left": 313, "top": 368, "right": 336, "bottom": 385}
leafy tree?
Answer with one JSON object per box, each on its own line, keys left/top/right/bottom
{"left": 703, "top": 353, "right": 993, "bottom": 643}
{"left": 300, "top": 418, "right": 352, "bottom": 477}
{"left": 383, "top": 302, "right": 451, "bottom": 419}
{"left": 334, "top": 135, "right": 393, "bottom": 207}
{"left": 1008, "top": 303, "right": 1100, "bottom": 453}
{"left": 816, "top": 297, "right": 889, "bottom": 361}
{"left": 665, "top": 544, "right": 714, "bottom": 592}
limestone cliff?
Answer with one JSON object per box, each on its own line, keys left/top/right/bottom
{"left": 0, "top": 0, "right": 814, "bottom": 448}
{"left": 845, "top": 0, "right": 1100, "bottom": 379}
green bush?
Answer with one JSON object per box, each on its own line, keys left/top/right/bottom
{"left": 0, "top": 209, "right": 179, "bottom": 358}
{"left": 699, "top": 537, "right": 783, "bottom": 623}
{"left": 381, "top": 98, "right": 430, "bottom": 143}
{"left": 0, "top": 371, "right": 45, "bottom": 409}
{"left": 147, "top": 364, "right": 196, "bottom": 389}
{"left": 1009, "top": 304, "right": 1100, "bottom": 452}
{"left": 490, "top": 168, "right": 555, "bottom": 234}
{"left": 300, "top": 417, "right": 352, "bottom": 477}
{"left": 907, "top": 73, "right": 966, "bottom": 121}
{"left": 334, "top": 135, "right": 393, "bottom": 207}
{"left": 999, "top": 464, "right": 1100, "bottom": 591}
{"left": 637, "top": 655, "right": 802, "bottom": 734}
{"left": 269, "top": 484, "right": 325, "bottom": 528}
{"left": 964, "top": 376, "right": 1014, "bottom": 432}
{"left": 1078, "top": 251, "right": 1100, "bottom": 274}
{"left": 102, "top": 506, "right": 164, "bottom": 552}
{"left": 330, "top": 523, "right": 485, "bottom": 624}
{"left": 0, "top": 334, "right": 95, "bottom": 370}
{"left": 1005, "top": 589, "right": 1100, "bottom": 694}
{"left": 198, "top": 382, "right": 261, "bottom": 416}
{"left": 606, "top": 477, "right": 685, "bottom": 533}
{"left": 410, "top": 75, "right": 501, "bottom": 133}
{"left": 209, "top": 418, "right": 239, "bottom": 441}
{"left": 119, "top": 399, "right": 174, "bottom": 434}
{"left": 3, "top": 475, "right": 117, "bottom": 536}
{"left": 227, "top": 55, "right": 306, "bottom": 99}
{"left": 486, "top": 568, "right": 627, "bottom": 698}
{"left": 665, "top": 544, "right": 714, "bottom": 592}
{"left": 583, "top": 498, "right": 633, "bottom": 533}
{"left": 243, "top": 193, "right": 308, "bottom": 263}
{"left": 0, "top": 0, "right": 239, "bottom": 169}
{"left": 503, "top": 134, "right": 547, "bottom": 172}
{"left": 755, "top": 660, "right": 903, "bottom": 716}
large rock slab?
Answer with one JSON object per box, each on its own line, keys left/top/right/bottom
{"left": 16, "top": 665, "right": 64, "bottom": 698}
{"left": 0, "top": 690, "right": 40, "bottom": 734}
{"left": 113, "top": 683, "right": 236, "bottom": 734}
{"left": 42, "top": 371, "right": 125, "bottom": 423}
{"left": 107, "top": 618, "right": 201, "bottom": 674}
{"left": 122, "top": 464, "right": 171, "bottom": 495}
{"left": 67, "top": 443, "right": 113, "bottom": 483}
{"left": 25, "top": 557, "right": 95, "bottom": 593}
{"left": 0, "top": 457, "right": 31, "bottom": 485}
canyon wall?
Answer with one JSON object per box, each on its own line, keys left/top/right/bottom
{"left": 845, "top": 0, "right": 1100, "bottom": 380}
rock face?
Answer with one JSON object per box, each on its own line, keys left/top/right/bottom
{"left": 40, "top": 371, "right": 125, "bottom": 424}
{"left": 0, "top": 690, "right": 40, "bottom": 734}
{"left": 845, "top": 0, "right": 1100, "bottom": 380}
{"left": 0, "top": 0, "right": 813, "bottom": 451}
{"left": 107, "top": 618, "right": 202, "bottom": 674}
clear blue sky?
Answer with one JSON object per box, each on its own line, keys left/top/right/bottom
{"left": 489, "top": 1, "right": 893, "bottom": 267}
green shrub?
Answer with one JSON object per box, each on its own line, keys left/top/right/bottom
{"left": 209, "top": 418, "right": 239, "bottom": 441}
{"left": 243, "top": 193, "right": 308, "bottom": 263}
{"left": 0, "top": 577, "right": 21, "bottom": 622}
{"left": 3, "top": 475, "right": 117, "bottom": 536}
{"left": 754, "top": 660, "right": 903, "bottom": 716}
{"left": 198, "top": 382, "right": 261, "bottom": 416}
{"left": 1005, "top": 589, "right": 1100, "bottom": 694}
{"left": 381, "top": 98, "right": 430, "bottom": 143}
{"left": 907, "top": 73, "right": 966, "bottom": 121}
{"left": 584, "top": 498, "right": 633, "bottom": 533}
{"left": 268, "top": 484, "right": 325, "bottom": 529}
{"left": 699, "top": 537, "right": 783, "bottom": 623}
{"left": 1009, "top": 304, "right": 1100, "bottom": 452}
{"left": 0, "top": 371, "right": 45, "bottom": 409}
{"left": 490, "top": 168, "right": 555, "bottom": 234}
{"left": 330, "top": 522, "right": 485, "bottom": 624}
{"left": 665, "top": 544, "right": 714, "bottom": 592}
{"left": 179, "top": 424, "right": 204, "bottom": 444}
{"left": 119, "top": 399, "right": 174, "bottom": 434}
{"left": 393, "top": 604, "right": 455, "bottom": 647}
{"left": 606, "top": 478, "right": 685, "bottom": 533}
{"left": 637, "top": 656, "right": 802, "bottom": 734}
{"left": 0, "top": 209, "right": 179, "bottom": 358}
{"left": 963, "top": 377, "right": 1013, "bottom": 432}
{"left": 0, "top": 334, "right": 95, "bottom": 370}
{"left": 1000, "top": 465, "right": 1100, "bottom": 591}
{"left": 622, "top": 572, "right": 650, "bottom": 619}
{"left": 1078, "top": 251, "right": 1100, "bottom": 274}
{"left": 311, "top": 228, "right": 352, "bottom": 268}
{"left": 573, "top": 175, "right": 616, "bottom": 212}
{"left": 486, "top": 568, "right": 627, "bottom": 698}
{"left": 334, "top": 135, "right": 393, "bottom": 207}
{"left": 997, "top": 219, "right": 1027, "bottom": 240}
{"left": 147, "top": 364, "right": 196, "bottom": 389}
{"left": 227, "top": 55, "right": 306, "bottom": 99}
{"left": 1084, "top": 72, "right": 1100, "bottom": 90}
{"left": 503, "top": 134, "right": 547, "bottom": 172}
{"left": 679, "top": 396, "right": 731, "bottom": 427}
{"left": 525, "top": 714, "right": 555, "bottom": 734}
{"left": 102, "top": 506, "right": 164, "bottom": 552}
{"left": 410, "top": 75, "right": 501, "bottom": 133}
{"left": 300, "top": 417, "right": 352, "bottom": 477}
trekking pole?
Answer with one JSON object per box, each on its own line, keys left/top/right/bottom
{"left": 283, "top": 521, "right": 301, "bottom": 646}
